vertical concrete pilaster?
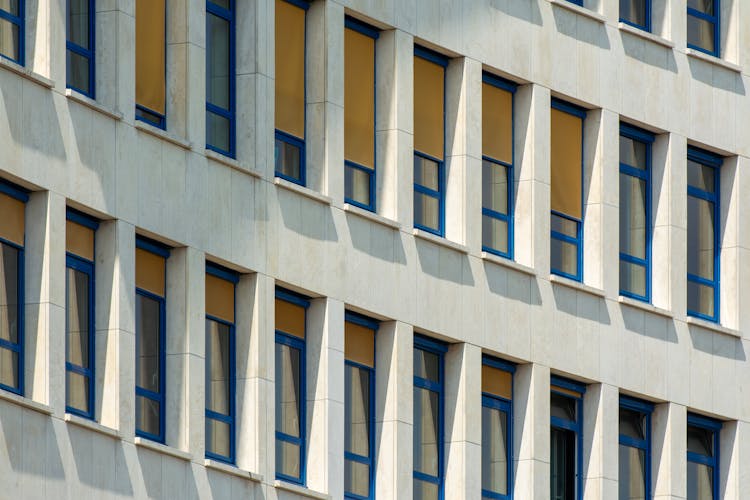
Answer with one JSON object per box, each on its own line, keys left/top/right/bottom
{"left": 513, "top": 363, "right": 550, "bottom": 500}
{"left": 653, "top": 402, "right": 687, "bottom": 500}
{"left": 582, "top": 383, "right": 619, "bottom": 500}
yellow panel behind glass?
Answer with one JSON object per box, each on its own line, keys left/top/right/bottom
{"left": 136, "top": 248, "right": 166, "bottom": 297}
{"left": 0, "top": 193, "right": 24, "bottom": 247}
{"left": 275, "top": 0, "right": 306, "bottom": 139}
{"left": 482, "top": 364, "right": 512, "bottom": 400}
{"left": 66, "top": 220, "right": 95, "bottom": 261}
{"left": 345, "top": 320, "right": 375, "bottom": 368}
{"left": 550, "top": 108, "right": 583, "bottom": 220}
{"left": 276, "top": 297, "right": 305, "bottom": 338}
{"left": 413, "top": 55, "right": 445, "bottom": 160}
{"left": 135, "top": 0, "right": 166, "bottom": 115}
{"left": 206, "top": 274, "right": 235, "bottom": 323}
{"left": 344, "top": 27, "right": 375, "bottom": 169}
{"left": 482, "top": 83, "right": 513, "bottom": 164}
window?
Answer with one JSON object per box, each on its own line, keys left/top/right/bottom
{"left": 481, "top": 356, "right": 515, "bottom": 500}
{"left": 135, "top": 237, "right": 169, "bottom": 442}
{"left": 566, "top": 0, "right": 584, "bottom": 6}
{"left": 65, "top": 209, "right": 98, "bottom": 419}
{"left": 344, "top": 312, "right": 377, "bottom": 500}
{"left": 687, "top": 0, "right": 719, "bottom": 56}
{"left": 619, "top": 124, "right": 654, "bottom": 302}
{"left": 275, "top": 288, "right": 309, "bottom": 484}
{"left": 205, "top": 263, "right": 238, "bottom": 463}
{"left": 413, "top": 46, "right": 447, "bottom": 236}
{"left": 413, "top": 334, "right": 447, "bottom": 500}
{"left": 550, "top": 99, "right": 586, "bottom": 281}
{"left": 135, "top": 0, "right": 166, "bottom": 128}
{"left": 0, "top": 181, "right": 27, "bottom": 396}
{"left": 619, "top": 396, "right": 653, "bottom": 500}
{"left": 275, "top": 0, "right": 309, "bottom": 185}
{"left": 620, "top": 0, "right": 650, "bottom": 31}
{"left": 206, "top": 0, "right": 235, "bottom": 157}
{"left": 686, "top": 413, "right": 721, "bottom": 500}
{"left": 482, "top": 73, "right": 516, "bottom": 259}
{"left": 550, "top": 376, "right": 585, "bottom": 500}
{"left": 67, "top": 0, "right": 95, "bottom": 97}
{"left": 0, "top": 1, "right": 23, "bottom": 65}
{"left": 344, "top": 17, "right": 378, "bottom": 212}
{"left": 686, "top": 147, "right": 721, "bottom": 322}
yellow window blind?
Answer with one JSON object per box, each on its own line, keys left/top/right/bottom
{"left": 482, "top": 82, "right": 513, "bottom": 164}
{"left": 344, "top": 27, "right": 375, "bottom": 169}
{"left": 276, "top": 297, "right": 305, "bottom": 339}
{"left": 135, "top": 0, "right": 166, "bottom": 115}
{"left": 66, "top": 220, "right": 94, "bottom": 261}
{"left": 482, "top": 364, "right": 512, "bottom": 400}
{"left": 550, "top": 107, "right": 583, "bottom": 220}
{"left": 345, "top": 320, "right": 375, "bottom": 368}
{"left": 206, "top": 273, "right": 235, "bottom": 323}
{"left": 136, "top": 248, "right": 166, "bottom": 298}
{"left": 0, "top": 193, "right": 24, "bottom": 247}
{"left": 275, "top": 0, "right": 306, "bottom": 139}
{"left": 413, "top": 55, "right": 444, "bottom": 160}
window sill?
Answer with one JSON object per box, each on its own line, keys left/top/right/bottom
{"left": 135, "top": 121, "right": 192, "bottom": 150}
{"left": 413, "top": 229, "right": 469, "bottom": 254}
{"left": 343, "top": 203, "right": 401, "bottom": 230}
{"left": 205, "top": 149, "right": 262, "bottom": 179}
{"left": 0, "top": 390, "right": 53, "bottom": 415}
{"left": 65, "top": 413, "right": 121, "bottom": 439}
{"left": 685, "top": 49, "right": 742, "bottom": 74}
{"left": 618, "top": 296, "right": 674, "bottom": 319}
{"left": 617, "top": 23, "right": 675, "bottom": 49}
{"left": 273, "top": 480, "right": 331, "bottom": 500}
{"left": 65, "top": 89, "right": 123, "bottom": 120}
{"left": 686, "top": 316, "right": 741, "bottom": 339}
{"left": 274, "top": 177, "right": 332, "bottom": 205}
{"left": 134, "top": 437, "right": 192, "bottom": 461}
{"left": 550, "top": 274, "right": 606, "bottom": 297}
{"left": 547, "top": 0, "right": 606, "bottom": 23}
{"left": 204, "top": 459, "right": 263, "bottom": 482}
{"left": 481, "top": 252, "right": 536, "bottom": 277}
{"left": 0, "top": 57, "right": 54, "bottom": 88}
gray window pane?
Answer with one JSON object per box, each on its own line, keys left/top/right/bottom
{"left": 275, "top": 343, "right": 301, "bottom": 437}
{"left": 0, "top": 19, "right": 20, "bottom": 66}
{"left": 687, "top": 280, "right": 715, "bottom": 318}
{"left": 414, "top": 348, "right": 440, "bottom": 383}
{"left": 619, "top": 445, "right": 646, "bottom": 500}
{"left": 414, "top": 156, "right": 439, "bottom": 191}
{"left": 345, "top": 459, "right": 370, "bottom": 498}
{"left": 67, "top": 50, "right": 90, "bottom": 95}
{"left": 551, "top": 393, "right": 577, "bottom": 421}
{"left": 687, "top": 461, "right": 713, "bottom": 500}
{"left": 482, "top": 160, "right": 508, "bottom": 214}
{"left": 620, "top": 260, "right": 647, "bottom": 298}
{"left": 206, "top": 319, "right": 231, "bottom": 415}
{"left": 276, "top": 440, "right": 301, "bottom": 480}
{"left": 275, "top": 139, "right": 302, "bottom": 181}
{"left": 687, "top": 0, "right": 714, "bottom": 15}
{"left": 67, "top": 268, "right": 90, "bottom": 369}
{"left": 67, "top": 370, "right": 90, "bottom": 414}
{"left": 0, "top": 348, "right": 18, "bottom": 389}
{"left": 207, "top": 111, "right": 231, "bottom": 153}
{"left": 551, "top": 427, "right": 576, "bottom": 500}
{"left": 414, "top": 191, "right": 440, "bottom": 232}
{"left": 687, "top": 195, "right": 714, "bottom": 280}
{"left": 414, "top": 477, "right": 439, "bottom": 500}
{"left": 482, "top": 405, "right": 508, "bottom": 495}
{"left": 620, "top": 408, "right": 647, "bottom": 440}
{"left": 687, "top": 161, "right": 715, "bottom": 193}
{"left": 206, "top": 13, "right": 230, "bottom": 110}
{"left": 206, "top": 417, "right": 231, "bottom": 458}
{"left": 620, "top": 173, "right": 647, "bottom": 260}
{"left": 345, "top": 364, "right": 370, "bottom": 457}
{"left": 136, "top": 395, "right": 161, "bottom": 437}
{"left": 136, "top": 294, "right": 161, "bottom": 393}
{"left": 68, "top": 0, "right": 89, "bottom": 48}
{"left": 687, "top": 426, "right": 713, "bottom": 456}
{"left": 413, "top": 386, "right": 439, "bottom": 477}
{"left": 551, "top": 213, "right": 578, "bottom": 237}
{"left": 687, "top": 16, "right": 715, "bottom": 54}
{"left": 483, "top": 215, "right": 509, "bottom": 254}
{"left": 0, "top": 1, "right": 19, "bottom": 17}
{"left": 620, "top": 0, "right": 647, "bottom": 28}
{"left": 0, "top": 243, "right": 19, "bottom": 345}
{"left": 345, "top": 165, "right": 372, "bottom": 207}
{"left": 209, "top": 0, "right": 230, "bottom": 10}
{"left": 551, "top": 237, "right": 578, "bottom": 277}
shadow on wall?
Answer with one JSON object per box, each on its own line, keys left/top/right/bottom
{"left": 277, "top": 187, "right": 338, "bottom": 242}
{"left": 415, "top": 239, "right": 475, "bottom": 286}
{"left": 621, "top": 32, "right": 678, "bottom": 73}
{"left": 621, "top": 304, "right": 679, "bottom": 343}
{"left": 345, "top": 212, "right": 407, "bottom": 265}
{"left": 552, "top": 6, "right": 611, "bottom": 50}
{"left": 552, "top": 284, "right": 611, "bottom": 324}
{"left": 484, "top": 261, "right": 543, "bottom": 306}
{"left": 487, "top": 0, "right": 543, "bottom": 26}
{"left": 687, "top": 57, "right": 746, "bottom": 95}
{"left": 688, "top": 325, "right": 746, "bottom": 361}
{"left": 0, "top": 407, "right": 64, "bottom": 479}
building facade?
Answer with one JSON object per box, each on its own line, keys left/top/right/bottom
{"left": 0, "top": 0, "right": 749, "bottom": 499}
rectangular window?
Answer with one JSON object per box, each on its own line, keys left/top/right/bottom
{"left": 205, "top": 263, "right": 238, "bottom": 463}
{"left": 620, "top": 0, "right": 650, "bottom": 31}
{"left": 344, "top": 17, "right": 378, "bottom": 212}
{"left": 135, "top": 0, "right": 167, "bottom": 128}
{"left": 482, "top": 73, "right": 516, "bottom": 259}
{"left": 619, "top": 124, "right": 654, "bottom": 302}
{"left": 687, "top": 413, "right": 722, "bottom": 500}
{"left": 686, "top": 147, "right": 721, "bottom": 322}
{"left": 413, "top": 334, "right": 447, "bottom": 500}
{"left": 275, "top": 0, "right": 309, "bottom": 185}
{"left": 550, "top": 376, "right": 585, "bottom": 500}
{"left": 344, "top": 312, "right": 377, "bottom": 500}
{"left": 67, "top": 0, "right": 94, "bottom": 97}
{"left": 275, "top": 288, "right": 309, "bottom": 484}
{"left": 481, "top": 356, "right": 515, "bottom": 500}
{"left": 550, "top": 99, "right": 586, "bottom": 281}
{"left": 413, "top": 46, "right": 447, "bottom": 236}
{"left": 206, "top": 0, "right": 235, "bottom": 157}
{"left": 65, "top": 209, "right": 98, "bottom": 419}
{"left": 619, "top": 396, "right": 653, "bottom": 500}
{"left": 687, "top": 0, "right": 719, "bottom": 56}
{"left": 0, "top": 0, "right": 23, "bottom": 65}
{"left": 0, "top": 182, "right": 27, "bottom": 396}
{"left": 135, "top": 237, "right": 169, "bottom": 442}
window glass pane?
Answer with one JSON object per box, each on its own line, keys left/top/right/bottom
{"left": 209, "top": 0, "right": 230, "bottom": 9}
{"left": 620, "top": 0, "right": 647, "bottom": 28}
{"left": 414, "top": 191, "right": 440, "bottom": 232}
{"left": 0, "top": 18, "right": 20, "bottom": 64}
{"left": 206, "top": 417, "right": 231, "bottom": 458}
{"left": 687, "top": 161, "right": 715, "bottom": 193}
{"left": 0, "top": 1, "right": 19, "bottom": 16}
{"left": 551, "top": 236, "right": 579, "bottom": 277}
{"left": 687, "top": 280, "right": 715, "bottom": 319}
{"left": 345, "top": 459, "right": 370, "bottom": 498}
{"left": 275, "top": 139, "right": 302, "bottom": 181}
{"left": 207, "top": 111, "right": 231, "bottom": 153}
{"left": 276, "top": 440, "right": 301, "bottom": 480}
{"left": 619, "top": 444, "right": 646, "bottom": 500}
{"left": 483, "top": 215, "right": 508, "bottom": 255}
{"left": 620, "top": 173, "right": 647, "bottom": 260}
{"left": 687, "top": 461, "right": 713, "bottom": 500}
{"left": 136, "top": 395, "right": 161, "bottom": 436}
{"left": 0, "top": 347, "right": 18, "bottom": 389}
{"left": 67, "top": 50, "right": 91, "bottom": 95}
{"left": 687, "top": 16, "right": 715, "bottom": 53}
{"left": 207, "top": 12, "right": 230, "bottom": 110}
{"left": 275, "top": 342, "right": 301, "bottom": 438}
{"left": 687, "top": 195, "right": 714, "bottom": 280}
{"left": 414, "top": 477, "right": 440, "bottom": 500}
{"left": 136, "top": 294, "right": 161, "bottom": 393}
{"left": 0, "top": 244, "right": 19, "bottom": 345}
{"left": 206, "top": 320, "right": 231, "bottom": 415}
{"left": 414, "top": 155, "right": 440, "bottom": 191}
{"left": 687, "top": 425, "right": 713, "bottom": 456}
{"left": 68, "top": 0, "right": 89, "bottom": 48}
{"left": 619, "top": 408, "right": 646, "bottom": 440}
{"left": 414, "top": 348, "right": 440, "bottom": 383}
{"left": 620, "top": 135, "right": 647, "bottom": 170}
{"left": 551, "top": 393, "right": 577, "bottom": 421}
{"left": 482, "top": 405, "right": 508, "bottom": 495}
{"left": 550, "top": 427, "right": 576, "bottom": 500}
{"left": 67, "top": 268, "right": 90, "bottom": 369}
{"left": 345, "top": 364, "right": 370, "bottom": 457}
{"left": 413, "top": 386, "right": 439, "bottom": 477}
{"left": 67, "top": 371, "right": 90, "bottom": 413}
{"left": 688, "top": 0, "right": 714, "bottom": 15}
{"left": 345, "top": 165, "right": 372, "bottom": 208}
{"left": 551, "top": 213, "right": 578, "bottom": 237}
{"left": 620, "top": 260, "right": 647, "bottom": 299}
{"left": 482, "top": 160, "right": 508, "bottom": 214}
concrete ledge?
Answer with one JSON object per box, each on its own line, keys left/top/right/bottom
{"left": 685, "top": 49, "right": 742, "bottom": 74}
{"left": 547, "top": 0, "right": 606, "bottom": 23}
{"left": 618, "top": 23, "right": 675, "bottom": 49}
{"left": 0, "top": 57, "right": 54, "bottom": 88}
{"left": 65, "top": 89, "right": 123, "bottom": 120}
{"left": 686, "top": 316, "right": 741, "bottom": 339}
{"left": 65, "top": 413, "right": 121, "bottom": 439}
{"left": 134, "top": 437, "right": 192, "bottom": 461}
{"left": 413, "top": 228, "right": 469, "bottom": 254}
{"left": 273, "top": 480, "right": 331, "bottom": 500}
{"left": 0, "top": 390, "right": 53, "bottom": 415}
{"left": 135, "top": 121, "right": 193, "bottom": 150}
{"left": 343, "top": 203, "right": 401, "bottom": 229}
{"left": 205, "top": 149, "right": 263, "bottom": 178}
{"left": 618, "top": 296, "right": 674, "bottom": 319}
{"left": 481, "top": 252, "right": 537, "bottom": 276}
{"left": 274, "top": 177, "right": 333, "bottom": 205}
{"left": 550, "top": 274, "right": 606, "bottom": 298}
{"left": 204, "top": 459, "right": 263, "bottom": 482}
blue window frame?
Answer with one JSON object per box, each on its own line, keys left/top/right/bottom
{"left": 686, "top": 146, "right": 721, "bottom": 323}
{"left": 619, "top": 396, "right": 653, "bottom": 500}
{"left": 344, "top": 311, "right": 378, "bottom": 500}
{"left": 619, "top": 124, "right": 654, "bottom": 302}
{"left": 550, "top": 376, "right": 585, "bottom": 500}
{"left": 413, "top": 334, "right": 447, "bottom": 500}
{"left": 135, "top": 236, "right": 169, "bottom": 443}
{"left": 620, "top": 0, "right": 651, "bottom": 31}
{"left": 67, "top": 0, "right": 95, "bottom": 97}
{"left": 65, "top": 209, "right": 98, "bottom": 420}
{"left": 0, "top": 181, "right": 28, "bottom": 396}
{"left": 275, "top": 287, "right": 310, "bottom": 485}
{"left": 206, "top": 0, "right": 235, "bottom": 157}
{"left": 481, "top": 356, "right": 515, "bottom": 500}
{"left": 0, "top": 0, "right": 24, "bottom": 65}
{"left": 566, "top": 0, "right": 583, "bottom": 6}
{"left": 686, "top": 413, "right": 722, "bottom": 500}
{"left": 687, "top": 0, "right": 720, "bottom": 57}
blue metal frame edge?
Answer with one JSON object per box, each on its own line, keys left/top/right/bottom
{"left": 66, "top": 207, "right": 100, "bottom": 230}
{"left": 550, "top": 375, "right": 587, "bottom": 395}
{"left": 206, "top": 261, "right": 240, "bottom": 283}
{"left": 135, "top": 235, "right": 171, "bottom": 258}
{"left": 345, "top": 16, "right": 379, "bottom": 39}
{"left": 414, "top": 44, "right": 448, "bottom": 67}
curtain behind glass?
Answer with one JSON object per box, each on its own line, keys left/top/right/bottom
{"left": 0, "top": 243, "right": 18, "bottom": 388}
{"left": 275, "top": 342, "right": 301, "bottom": 479}
{"left": 482, "top": 405, "right": 508, "bottom": 495}
{"left": 66, "top": 268, "right": 90, "bottom": 413}
{"left": 619, "top": 444, "right": 646, "bottom": 500}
